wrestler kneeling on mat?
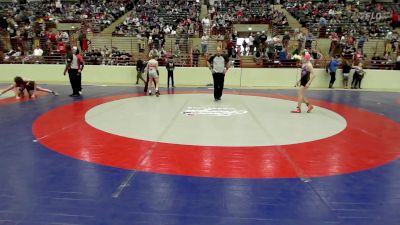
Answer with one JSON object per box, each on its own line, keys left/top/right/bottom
{"left": 0, "top": 76, "right": 58, "bottom": 99}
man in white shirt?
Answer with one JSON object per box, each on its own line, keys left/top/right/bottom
{"left": 248, "top": 33, "right": 254, "bottom": 55}
{"left": 33, "top": 46, "right": 43, "bottom": 57}
{"left": 164, "top": 25, "right": 171, "bottom": 34}
{"left": 202, "top": 17, "right": 210, "bottom": 34}
{"left": 207, "top": 47, "right": 230, "bottom": 101}
{"left": 201, "top": 34, "right": 209, "bottom": 55}
{"left": 62, "top": 31, "right": 69, "bottom": 43}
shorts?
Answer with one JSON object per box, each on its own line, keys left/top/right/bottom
{"left": 20, "top": 82, "right": 35, "bottom": 93}
{"left": 343, "top": 73, "right": 349, "bottom": 80}
{"left": 148, "top": 70, "right": 158, "bottom": 79}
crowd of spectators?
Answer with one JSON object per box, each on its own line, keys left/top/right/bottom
{"left": 112, "top": 0, "right": 200, "bottom": 65}
{"left": 83, "top": 46, "right": 133, "bottom": 65}
{"left": 285, "top": 0, "right": 399, "bottom": 38}
{"left": 0, "top": 0, "right": 133, "bottom": 64}
{"left": 206, "top": 0, "right": 288, "bottom": 36}
{"left": 113, "top": 0, "right": 201, "bottom": 37}
{"left": 1, "top": 0, "right": 399, "bottom": 70}
{"left": 282, "top": 0, "right": 399, "bottom": 68}
{"left": 208, "top": 0, "right": 277, "bottom": 23}
{"left": 0, "top": 0, "right": 132, "bottom": 37}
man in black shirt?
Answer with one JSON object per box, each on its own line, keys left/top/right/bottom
{"left": 192, "top": 48, "right": 200, "bottom": 67}
{"left": 259, "top": 31, "right": 268, "bottom": 51}
{"left": 165, "top": 57, "right": 175, "bottom": 88}
{"left": 207, "top": 47, "right": 230, "bottom": 101}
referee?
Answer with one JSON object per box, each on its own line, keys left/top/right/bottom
{"left": 207, "top": 47, "right": 230, "bottom": 101}
{"left": 63, "top": 46, "right": 84, "bottom": 97}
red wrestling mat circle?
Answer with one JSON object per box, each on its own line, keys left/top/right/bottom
{"left": 32, "top": 92, "right": 400, "bottom": 178}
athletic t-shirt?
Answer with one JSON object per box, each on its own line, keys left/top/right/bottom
{"left": 70, "top": 55, "right": 78, "bottom": 69}
{"left": 208, "top": 55, "right": 229, "bottom": 73}
{"left": 67, "top": 54, "right": 83, "bottom": 70}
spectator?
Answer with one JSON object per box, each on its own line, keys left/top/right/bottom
{"left": 342, "top": 60, "right": 352, "bottom": 89}
{"left": 328, "top": 55, "right": 340, "bottom": 89}
{"left": 279, "top": 49, "right": 287, "bottom": 61}
{"left": 192, "top": 48, "right": 200, "bottom": 67}
{"left": 296, "top": 31, "right": 305, "bottom": 51}
{"left": 305, "top": 32, "right": 314, "bottom": 50}
{"left": 201, "top": 34, "right": 209, "bottom": 55}
{"left": 353, "top": 49, "right": 364, "bottom": 64}
{"left": 311, "top": 47, "right": 323, "bottom": 66}
{"left": 254, "top": 50, "right": 262, "bottom": 65}
{"left": 33, "top": 46, "right": 43, "bottom": 57}
{"left": 351, "top": 62, "right": 365, "bottom": 89}
{"left": 173, "top": 44, "right": 181, "bottom": 58}
{"left": 61, "top": 31, "right": 69, "bottom": 43}
{"left": 202, "top": 16, "right": 211, "bottom": 34}
{"left": 391, "top": 10, "right": 399, "bottom": 29}
{"left": 395, "top": 54, "right": 400, "bottom": 70}
{"left": 166, "top": 57, "right": 175, "bottom": 88}
{"left": 383, "top": 53, "right": 394, "bottom": 64}
{"left": 149, "top": 46, "right": 159, "bottom": 59}
{"left": 242, "top": 40, "right": 248, "bottom": 56}
{"left": 226, "top": 39, "right": 234, "bottom": 58}
{"left": 282, "top": 31, "right": 290, "bottom": 51}
{"left": 57, "top": 40, "right": 67, "bottom": 55}
{"left": 357, "top": 32, "right": 368, "bottom": 53}
{"left": 248, "top": 33, "right": 255, "bottom": 55}
{"left": 319, "top": 16, "right": 328, "bottom": 37}
{"left": 329, "top": 32, "right": 339, "bottom": 56}
{"left": 259, "top": 31, "right": 268, "bottom": 51}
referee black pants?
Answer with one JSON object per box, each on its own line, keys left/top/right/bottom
{"left": 68, "top": 69, "right": 80, "bottom": 95}
{"left": 167, "top": 71, "right": 174, "bottom": 87}
{"left": 212, "top": 73, "right": 225, "bottom": 100}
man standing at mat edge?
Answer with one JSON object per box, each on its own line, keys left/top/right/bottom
{"left": 207, "top": 47, "right": 230, "bottom": 101}
{"left": 64, "top": 46, "right": 84, "bottom": 97}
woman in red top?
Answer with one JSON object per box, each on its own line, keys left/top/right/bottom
{"left": 82, "top": 37, "right": 90, "bottom": 52}
{"left": 392, "top": 10, "right": 399, "bottom": 29}
{"left": 57, "top": 41, "right": 67, "bottom": 55}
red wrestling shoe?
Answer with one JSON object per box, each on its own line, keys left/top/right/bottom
{"left": 291, "top": 107, "right": 301, "bottom": 113}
